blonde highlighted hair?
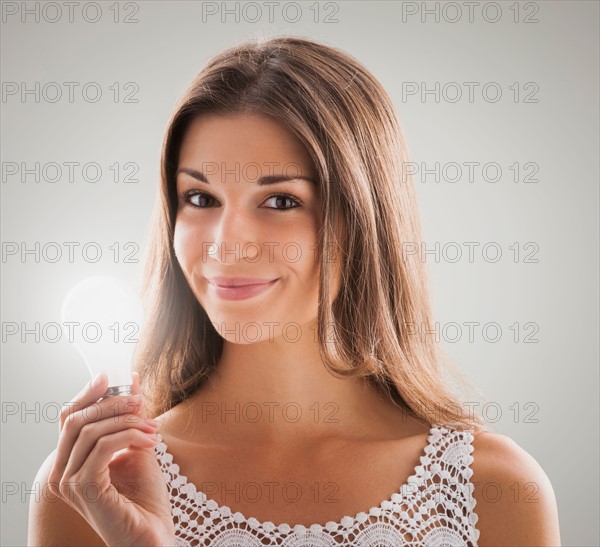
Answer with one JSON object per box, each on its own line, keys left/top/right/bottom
{"left": 135, "top": 35, "right": 489, "bottom": 432}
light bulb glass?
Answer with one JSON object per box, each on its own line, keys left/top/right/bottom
{"left": 61, "top": 275, "right": 145, "bottom": 399}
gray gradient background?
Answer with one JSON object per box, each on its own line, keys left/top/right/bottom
{"left": 1, "top": 1, "right": 598, "bottom": 545}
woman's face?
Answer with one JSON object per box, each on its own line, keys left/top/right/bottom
{"left": 173, "top": 113, "right": 325, "bottom": 344}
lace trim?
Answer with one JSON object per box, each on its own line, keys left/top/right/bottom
{"left": 464, "top": 428, "right": 481, "bottom": 541}
{"left": 154, "top": 424, "right": 481, "bottom": 545}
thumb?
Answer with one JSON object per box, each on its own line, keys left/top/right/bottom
{"left": 131, "top": 371, "right": 148, "bottom": 419}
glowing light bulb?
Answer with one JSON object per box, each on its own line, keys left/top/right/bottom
{"left": 61, "top": 275, "right": 145, "bottom": 398}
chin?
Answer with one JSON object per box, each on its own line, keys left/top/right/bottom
{"left": 205, "top": 313, "right": 281, "bottom": 345}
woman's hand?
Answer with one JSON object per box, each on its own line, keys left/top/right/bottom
{"left": 47, "top": 371, "right": 176, "bottom": 546}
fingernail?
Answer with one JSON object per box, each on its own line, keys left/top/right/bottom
{"left": 91, "top": 372, "right": 105, "bottom": 389}
{"left": 144, "top": 418, "right": 159, "bottom": 427}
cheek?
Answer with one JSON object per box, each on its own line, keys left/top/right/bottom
{"left": 173, "top": 219, "right": 200, "bottom": 274}
{"left": 288, "top": 221, "right": 320, "bottom": 280}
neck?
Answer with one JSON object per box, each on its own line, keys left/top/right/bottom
{"left": 177, "top": 320, "right": 413, "bottom": 446}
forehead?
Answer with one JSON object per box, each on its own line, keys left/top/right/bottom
{"left": 178, "top": 113, "right": 316, "bottom": 179}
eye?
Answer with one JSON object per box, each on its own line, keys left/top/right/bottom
{"left": 178, "top": 190, "right": 302, "bottom": 212}
{"left": 262, "top": 193, "right": 302, "bottom": 211}
{"left": 179, "top": 190, "right": 216, "bottom": 208}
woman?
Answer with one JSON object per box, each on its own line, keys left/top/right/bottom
{"left": 29, "top": 36, "right": 561, "bottom": 546}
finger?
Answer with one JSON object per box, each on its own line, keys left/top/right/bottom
{"left": 61, "top": 413, "right": 159, "bottom": 482}
{"left": 49, "top": 394, "right": 144, "bottom": 494}
{"left": 59, "top": 372, "right": 109, "bottom": 431}
{"left": 71, "top": 429, "right": 159, "bottom": 499}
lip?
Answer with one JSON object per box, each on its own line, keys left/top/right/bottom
{"left": 208, "top": 276, "right": 278, "bottom": 288}
{"left": 207, "top": 277, "right": 279, "bottom": 301}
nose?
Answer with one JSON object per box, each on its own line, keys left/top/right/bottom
{"left": 208, "top": 204, "right": 261, "bottom": 264}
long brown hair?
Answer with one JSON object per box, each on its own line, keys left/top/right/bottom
{"left": 134, "top": 35, "right": 489, "bottom": 432}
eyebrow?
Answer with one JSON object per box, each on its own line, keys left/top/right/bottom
{"left": 176, "top": 167, "right": 315, "bottom": 186}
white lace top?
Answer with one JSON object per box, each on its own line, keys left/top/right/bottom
{"left": 153, "top": 425, "right": 481, "bottom": 546}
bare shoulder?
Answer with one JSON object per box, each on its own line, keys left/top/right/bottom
{"left": 470, "top": 429, "right": 561, "bottom": 546}
{"left": 27, "top": 448, "right": 106, "bottom": 546}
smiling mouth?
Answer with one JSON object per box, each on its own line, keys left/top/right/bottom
{"left": 207, "top": 277, "right": 279, "bottom": 288}
{"left": 206, "top": 278, "right": 280, "bottom": 301}
{"left": 214, "top": 282, "right": 271, "bottom": 288}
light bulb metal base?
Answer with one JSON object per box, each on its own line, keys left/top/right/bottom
{"left": 102, "top": 385, "right": 134, "bottom": 398}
